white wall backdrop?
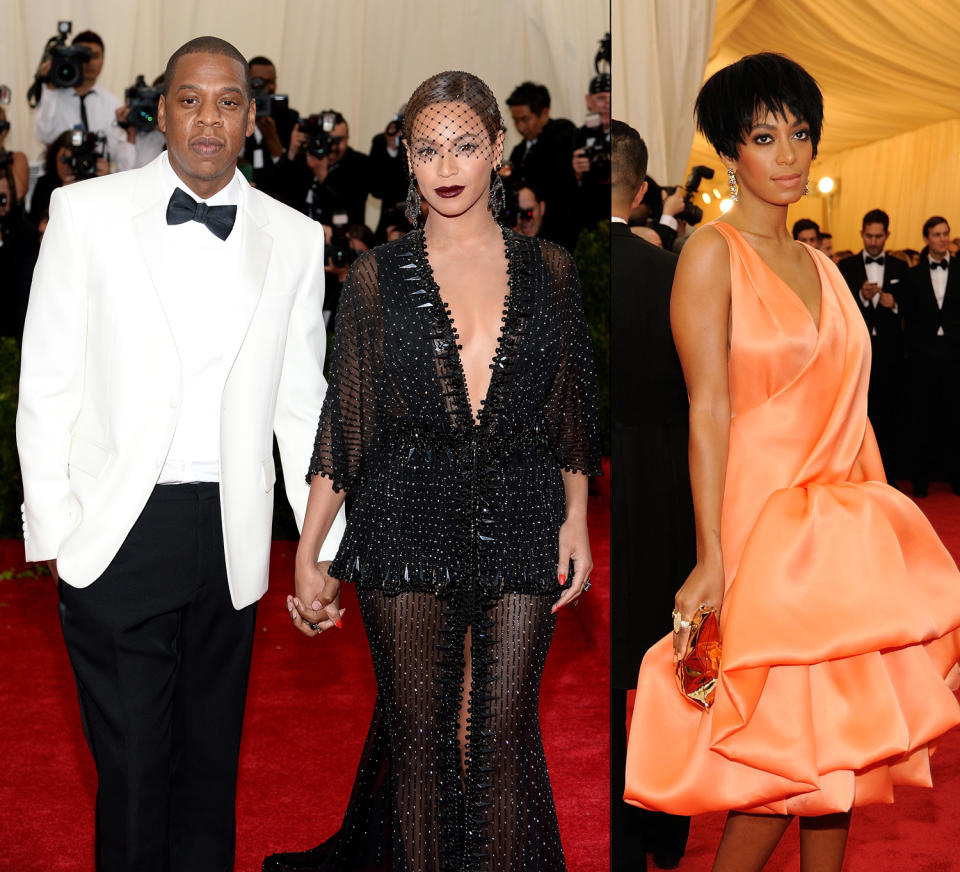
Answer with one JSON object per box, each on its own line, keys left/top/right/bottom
{"left": 1, "top": 0, "right": 609, "bottom": 163}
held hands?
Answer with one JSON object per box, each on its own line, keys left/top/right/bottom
{"left": 287, "top": 558, "right": 345, "bottom": 638}
{"left": 672, "top": 561, "right": 724, "bottom": 661}
{"left": 552, "top": 515, "right": 593, "bottom": 613}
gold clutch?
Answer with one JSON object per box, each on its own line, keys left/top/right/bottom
{"left": 675, "top": 608, "right": 722, "bottom": 710}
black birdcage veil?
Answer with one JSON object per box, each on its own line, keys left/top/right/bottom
{"left": 401, "top": 71, "right": 506, "bottom": 224}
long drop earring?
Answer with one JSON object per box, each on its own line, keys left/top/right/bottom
{"left": 405, "top": 176, "right": 422, "bottom": 226}
{"left": 803, "top": 182, "right": 810, "bottom": 196}
{"left": 488, "top": 168, "right": 505, "bottom": 217}
{"left": 727, "top": 167, "right": 738, "bottom": 202}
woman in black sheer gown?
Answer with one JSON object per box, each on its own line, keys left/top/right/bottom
{"left": 265, "top": 71, "right": 600, "bottom": 872}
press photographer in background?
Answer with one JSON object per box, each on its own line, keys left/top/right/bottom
{"left": 368, "top": 109, "right": 409, "bottom": 233}
{"left": 276, "top": 109, "right": 370, "bottom": 225}
{"left": 510, "top": 181, "right": 547, "bottom": 239}
{"left": 30, "top": 24, "right": 131, "bottom": 169}
{"left": 242, "top": 56, "right": 300, "bottom": 195}
{"left": 28, "top": 129, "right": 109, "bottom": 226}
{"left": 0, "top": 105, "right": 29, "bottom": 203}
{"left": 0, "top": 167, "right": 40, "bottom": 340}
{"left": 572, "top": 36, "right": 611, "bottom": 235}
{"left": 114, "top": 74, "right": 166, "bottom": 170}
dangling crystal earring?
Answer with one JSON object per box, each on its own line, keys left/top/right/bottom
{"left": 803, "top": 183, "right": 809, "bottom": 196}
{"left": 488, "top": 168, "right": 505, "bottom": 217}
{"left": 727, "top": 167, "right": 738, "bottom": 202}
{"left": 405, "top": 176, "right": 422, "bottom": 226}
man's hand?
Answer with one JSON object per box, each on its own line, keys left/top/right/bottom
{"left": 306, "top": 151, "right": 329, "bottom": 184}
{"left": 288, "top": 559, "right": 344, "bottom": 637}
{"left": 46, "top": 559, "right": 59, "bottom": 583}
{"left": 571, "top": 148, "right": 590, "bottom": 182}
{"left": 879, "top": 291, "right": 896, "bottom": 308}
{"left": 116, "top": 105, "right": 137, "bottom": 144}
{"left": 287, "top": 123, "right": 307, "bottom": 161}
{"left": 861, "top": 280, "right": 881, "bottom": 300}
{"left": 662, "top": 187, "right": 685, "bottom": 218}
{"left": 39, "top": 59, "right": 55, "bottom": 90}
{"left": 95, "top": 157, "right": 109, "bottom": 177}
{"left": 256, "top": 115, "right": 284, "bottom": 158}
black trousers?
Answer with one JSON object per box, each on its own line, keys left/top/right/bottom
{"left": 907, "top": 340, "right": 960, "bottom": 492}
{"left": 58, "top": 484, "right": 257, "bottom": 872}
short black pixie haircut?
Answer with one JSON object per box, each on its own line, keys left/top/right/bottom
{"left": 695, "top": 53, "right": 823, "bottom": 160}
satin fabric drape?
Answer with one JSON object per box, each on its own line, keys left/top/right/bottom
{"left": 625, "top": 222, "right": 960, "bottom": 816}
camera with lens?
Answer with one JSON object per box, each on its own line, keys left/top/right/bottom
{"left": 120, "top": 75, "right": 162, "bottom": 133}
{"left": 666, "top": 165, "right": 715, "bottom": 226}
{"left": 251, "top": 76, "right": 289, "bottom": 119}
{"left": 328, "top": 212, "right": 355, "bottom": 269}
{"left": 579, "top": 113, "right": 611, "bottom": 182}
{"left": 298, "top": 113, "right": 339, "bottom": 159}
{"left": 65, "top": 130, "right": 106, "bottom": 180}
{"left": 46, "top": 22, "right": 92, "bottom": 89}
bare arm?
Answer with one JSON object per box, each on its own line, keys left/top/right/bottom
{"left": 669, "top": 226, "right": 732, "bottom": 657}
{"left": 553, "top": 469, "right": 593, "bottom": 612}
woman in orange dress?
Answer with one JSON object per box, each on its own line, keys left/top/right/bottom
{"left": 624, "top": 53, "right": 960, "bottom": 870}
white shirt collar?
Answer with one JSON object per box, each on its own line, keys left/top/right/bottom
{"left": 161, "top": 151, "right": 241, "bottom": 207}
{"left": 610, "top": 216, "right": 627, "bottom": 224}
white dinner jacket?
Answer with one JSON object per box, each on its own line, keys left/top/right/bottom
{"left": 17, "top": 154, "right": 345, "bottom": 609}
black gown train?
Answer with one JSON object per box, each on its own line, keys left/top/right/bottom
{"left": 264, "top": 227, "right": 601, "bottom": 872}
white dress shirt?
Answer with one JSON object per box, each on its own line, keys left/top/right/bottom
{"left": 157, "top": 154, "right": 247, "bottom": 483}
{"left": 930, "top": 254, "right": 950, "bottom": 336}
{"left": 860, "top": 251, "right": 898, "bottom": 335}
{"left": 34, "top": 86, "right": 133, "bottom": 168}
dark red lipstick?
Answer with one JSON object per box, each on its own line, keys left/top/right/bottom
{"left": 435, "top": 185, "right": 464, "bottom": 198}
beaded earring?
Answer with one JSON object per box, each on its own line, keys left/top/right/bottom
{"left": 488, "top": 169, "right": 505, "bottom": 217}
{"left": 405, "top": 177, "right": 422, "bottom": 226}
{"left": 727, "top": 167, "right": 738, "bottom": 203}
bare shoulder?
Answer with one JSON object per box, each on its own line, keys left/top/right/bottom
{"left": 674, "top": 224, "right": 732, "bottom": 302}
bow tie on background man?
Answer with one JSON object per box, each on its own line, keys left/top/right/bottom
{"left": 930, "top": 259, "right": 948, "bottom": 270}
{"left": 865, "top": 255, "right": 884, "bottom": 265}
{"left": 165, "top": 187, "right": 237, "bottom": 241}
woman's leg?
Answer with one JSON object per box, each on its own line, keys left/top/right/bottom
{"left": 798, "top": 812, "right": 851, "bottom": 872}
{"left": 711, "top": 811, "right": 792, "bottom": 872}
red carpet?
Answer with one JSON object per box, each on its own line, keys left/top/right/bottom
{"left": 674, "top": 482, "right": 960, "bottom": 871}
{"left": 0, "top": 480, "right": 609, "bottom": 871}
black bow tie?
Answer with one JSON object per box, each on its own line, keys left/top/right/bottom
{"left": 930, "top": 259, "right": 948, "bottom": 270}
{"left": 864, "top": 255, "right": 884, "bottom": 265}
{"left": 165, "top": 187, "right": 236, "bottom": 241}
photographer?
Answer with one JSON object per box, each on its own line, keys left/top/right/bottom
{"left": 505, "top": 82, "right": 576, "bottom": 246}
{"left": 28, "top": 130, "right": 108, "bottom": 225}
{"left": 0, "top": 107, "right": 29, "bottom": 203}
{"left": 33, "top": 29, "right": 130, "bottom": 168}
{"left": 571, "top": 69, "right": 611, "bottom": 234}
{"left": 114, "top": 73, "right": 166, "bottom": 170}
{"left": 369, "top": 110, "right": 408, "bottom": 232}
{"left": 512, "top": 182, "right": 547, "bottom": 239}
{"left": 276, "top": 109, "right": 370, "bottom": 225}
{"left": 0, "top": 172, "right": 40, "bottom": 340}
{"left": 242, "top": 56, "right": 300, "bottom": 194}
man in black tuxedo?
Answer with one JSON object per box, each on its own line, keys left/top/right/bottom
{"left": 505, "top": 82, "right": 576, "bottom": 247}
{"left": 900, "top": 215, "right": 960, "bottom": 496}
{"left": 242, "top": 56, "right": 300, "bottom": 196}
{"left": 610, "top": 120, "right": 693, "bottom": 872}
{"left": 837, "top": 209, "right": 908, "bottom": 478}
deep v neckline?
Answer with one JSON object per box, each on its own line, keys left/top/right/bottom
{"left": 720, "top": 221, "right": 826, "bottom": 336}
{"left": 418, "top": 226, "right": 515, "bottom": 428}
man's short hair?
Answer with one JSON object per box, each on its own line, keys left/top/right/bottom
{"left": 820, "top": 232, "right": 832, "bottom": 241}
{"left": 506, "top": 82, "right": 551, "bottom": 115}
{"left": 163, "top": 36, "right": 252, "bottom": 101}
{"left": 611, "top": 119, "right": 647, "bottom": 200}
{"left": 247, "top": 55, "right": 274, "bottom": 68}
{"left": 923, "top": 215, "right": 949, "bottom": 238}
{"left": 862, "top": 209, "right": 889, "bottom": 232}
{"left": 792, "top": 218, "right": 820, "bottom": 240}
{"left": 512, "top": 177, "right": 544, "bottom": 202}
{"left": 695, "top": 52, "right": 823, "bottom": 160}
{"left": 72, "top": 30, "right": 104, "bottom": 50}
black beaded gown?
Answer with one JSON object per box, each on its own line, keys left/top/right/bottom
{"left": 265, "top": 226, "right": 601, "bottom": 872}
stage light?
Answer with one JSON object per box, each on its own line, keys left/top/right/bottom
{"left": 702, "top": 192, "right": 711, "bottom": 204}
{"left": 712, "top": 188, "right": 722, "bottom": 199}
{"left": 719, "top": 198, "right": 733, "bottom": 213}
{"left": 818, "top": 176, "right": 835, "bottom": 194}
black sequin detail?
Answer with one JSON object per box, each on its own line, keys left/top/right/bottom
{"left": 289, "top": 227, "right": 600, "bottom": 871}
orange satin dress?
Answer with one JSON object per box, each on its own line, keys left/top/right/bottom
{"left": 624, "top": 221, "right": 960, "bottom": 816}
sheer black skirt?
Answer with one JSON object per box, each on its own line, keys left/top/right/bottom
{"left": 264, "top": 590, "right": 565, "bottom": 872}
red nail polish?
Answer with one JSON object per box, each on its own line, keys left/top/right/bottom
{"left": 336, "top": 619, "right": 343, "bottom": 629}
{"left": 558, "top": 574, "right": 566, "bottom": 586}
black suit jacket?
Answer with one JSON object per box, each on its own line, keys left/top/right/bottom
{"left": 837, "top": 251, "right": 908, "bottom": 343}
{"left": 901, "top": 257, "right": 960, "bottom": 354}
{"left": 610, "top": 222, "right": 694, "bottom": 688}
{"left": 243, "top": 104, "right": 300, "bottom": 196}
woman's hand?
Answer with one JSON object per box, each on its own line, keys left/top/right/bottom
{"left": 672, "top": 561, "right": 724, "bottom": 661}
{"left": 552, "top": 515, "right": 593, "bottom": 613}
{"left": 287, "top": 558, "right": 345, "bottom": 637}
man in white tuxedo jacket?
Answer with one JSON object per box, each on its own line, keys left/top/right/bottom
{"left": 17, "top": 37, "right": 345, "bottom": 872}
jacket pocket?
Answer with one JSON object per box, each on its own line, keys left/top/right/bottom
{"left": 68, "top": 434, "right": 111, "bottom": 479}
{"left": 261, "top": 455, "right": 276, "bottom": 492}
